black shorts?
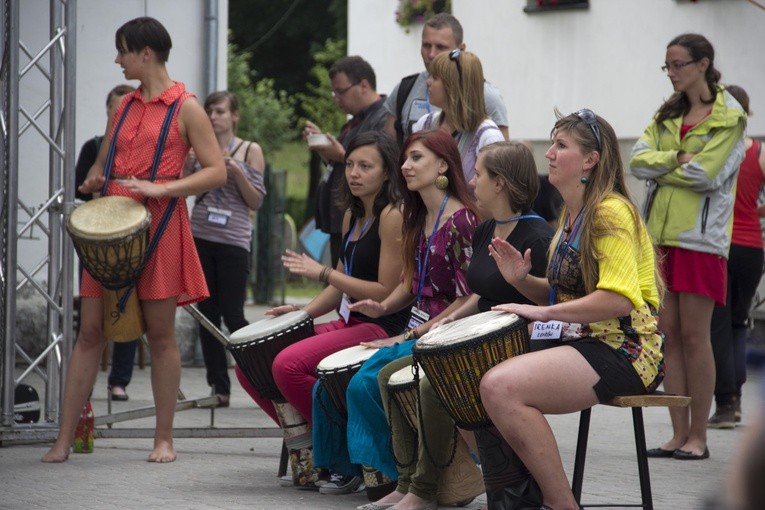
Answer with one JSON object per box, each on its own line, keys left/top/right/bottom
{"left": 567, "top": 338, "right": 646, "bottom": 403}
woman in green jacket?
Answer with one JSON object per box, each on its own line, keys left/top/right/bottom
{"left": 630, "top": 33, "right": 746, "bottom": 461}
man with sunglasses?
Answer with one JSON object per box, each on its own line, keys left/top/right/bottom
{"left": 303, "top": 56, "right": 388, "bottom": 266}
{"left": 383, "top": 13, "right": 509, "bottom": 146}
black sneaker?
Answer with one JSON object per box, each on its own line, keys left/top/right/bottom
{"left": 319, "top": 473, "right": 363, "bottom": 495}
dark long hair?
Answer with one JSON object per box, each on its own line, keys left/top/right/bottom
{"left": 398, "top": 129, "right": 476, "bottom": 286}
{"left": 655, "top": 33, "right": 721, "bottom": 124}
{"left": 336, "top": 131, "right": 403, "bottom": 221}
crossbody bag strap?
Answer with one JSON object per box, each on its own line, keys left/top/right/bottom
{"left": 117, "top": 97, "right": 183, "bottom": 312}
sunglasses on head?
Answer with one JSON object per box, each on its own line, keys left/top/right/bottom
{"left": 448, "top": 48, "right": 463, "bottom": 82}
{"left": 574, "top": 108, "right": 602, "bottom": 151}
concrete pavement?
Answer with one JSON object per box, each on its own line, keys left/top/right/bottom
{"left": 0, "top": 302, "right": 760, "bottom": 509}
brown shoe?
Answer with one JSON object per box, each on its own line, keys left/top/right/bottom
{"left": 708, "top": 404, "right": 735, "bottom": 429}
{"left": 734, "top": 395, "right": 742, "bottom": 423}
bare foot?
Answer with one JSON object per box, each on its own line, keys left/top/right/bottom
{"left": 147, "top": 440, "right": 176, "bottom": 463}
{"left": 42, "top": 442, "right": 70, "bottom": 463}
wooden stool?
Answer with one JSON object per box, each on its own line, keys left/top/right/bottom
{"left": 571, "top": 392, "right": 691, "bottom": 510}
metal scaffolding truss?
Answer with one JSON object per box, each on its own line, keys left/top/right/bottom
{"left": 1, "top": 0, "right": 77, "bottom": 441}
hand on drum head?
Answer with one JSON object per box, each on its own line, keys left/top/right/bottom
{"left": 429, "top": 315, "right": 455, "bottom": 331}
{"left": 488, "top": 237, "right": 533, "bottom": 285}
{"left": 78, "top": 174, "right": 106, "bottom": 196}
{"left": 347, "top": 298, "right": 385, "bottom": 319}
{"left": 282, "top": 249, "right": 324, "bottom": 281}
{"left": 492, "top": 302, "right": 550, "bottom": 322}
{"left": 359, "top": 336, "right": 401, "bottom": 349}
{"left": 264, "top": 304, "right": 301, "bottom": 317}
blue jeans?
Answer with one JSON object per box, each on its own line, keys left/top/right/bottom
{"left": 108, "top": 340, "right": 138, "bottom": 388}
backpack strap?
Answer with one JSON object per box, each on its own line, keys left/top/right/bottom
{"left": 395, "top": 73, "right": 420, "bottom": 146}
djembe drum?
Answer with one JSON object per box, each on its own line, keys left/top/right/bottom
{"left": 315, "top": 345, "right": 392, "bottom": 501}
{"left": 67, "top": 196, "right": 151, "bottom": 342}
{"left": 413, "top": 310, "right": 542, "bottom": 509}
{"left": 227, "top": 311, "right": 316, "bottom": 488}
{"left": 387, "top": 365, "right": 485, "bottom": 506}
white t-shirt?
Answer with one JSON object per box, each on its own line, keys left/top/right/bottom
{"left": 412, "top": 113, "right": 505, "bottom": 183}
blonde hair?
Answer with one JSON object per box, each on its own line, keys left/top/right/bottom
{"left": 429, "top": 50, "right": 486, "bottom": 132}
{"left": 550, "top": 110, "right": 664, "bottom": 300}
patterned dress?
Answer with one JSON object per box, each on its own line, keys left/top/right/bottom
{"left": 80, "top": 82, "right": 208, "bottom": 306}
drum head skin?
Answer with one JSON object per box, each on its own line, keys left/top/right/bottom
{"left": 416, "top": 310, "right": 522, "bottom": 349}
{"left": 68, "top": 196, "right": 149, "bottom": 240}
{"left": 228, "top": 310, "right": 312, "bottom": 345}
{"left": 388, "top": 364, "right": 419, "bottom": 388}
{"left": 316, "top": 345, "right": 378, "bottom": 373}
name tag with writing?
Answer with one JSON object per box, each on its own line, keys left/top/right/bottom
{"left": 339, "top": 294, "right": 351, "bottom": 324}
{"left": 407, "top": 306, "right": 430, "bottom": 330}
{"left": 207, "top": 207, "right": 231, "bottom": 226}
{"left": 531, "top": 320, "right": 563, "bottom": 340}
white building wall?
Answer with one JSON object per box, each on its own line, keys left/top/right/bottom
{"left": 17, "top": 0, "right": 228, "bottom": 282}
{"left": 349, "top": 0, "right": 765, "bottom": 141}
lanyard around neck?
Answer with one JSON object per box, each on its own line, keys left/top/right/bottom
{"left": 494, "top": 213, "right": 543, "bottom": 225}
{"left": 416, "top": 193, "right": 449, "bottom": 306}
{"left": 548, "top": 209, "right": 585, "bottom": 305}
{"left": 343, "top": 216, "right": 373, "bottom": 276}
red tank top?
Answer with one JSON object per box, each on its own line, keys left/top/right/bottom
{"left": 732, "top": 139, "right": 764, "bottom": 249}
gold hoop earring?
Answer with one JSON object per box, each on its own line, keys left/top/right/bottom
{"left": 435, "top": 174, "right": 449, "bottom": 190}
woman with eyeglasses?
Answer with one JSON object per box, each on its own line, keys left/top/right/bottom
{"left": 480, "top": 110, "right": 665, "bottom": 510}
{"left": 630, "top": 33, "right": 747, "bottom": 461}
{"left": 413, "top": 49, "right": 505, "bottom": 185}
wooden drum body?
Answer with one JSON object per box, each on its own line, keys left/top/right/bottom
{"left": 67, "top": 196, "right": 151, "bottom": 341}
{"left": 315, "top": 345, "right": 378, "bottom": 420}
{"left": 412, "top": 310, "right": 529, "bottom": 430}
{"left": 227, "top": 311, "right": 314, "bottom": 402}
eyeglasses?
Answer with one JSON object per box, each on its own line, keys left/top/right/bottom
{"left": 661, "top": 60, "right": 698, "bottom": 73}
{"left": 331, "top": 82, "right": 359, "bottom": 97}
{"left": 449, "top": 48, "right": 463, "bottom": 82}
{"left": 574, "top": 109, "right": 602, "bottom": 151}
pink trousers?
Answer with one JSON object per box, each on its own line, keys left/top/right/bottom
{"left": 235, "top": 317, "right": 388, "bottom": 426}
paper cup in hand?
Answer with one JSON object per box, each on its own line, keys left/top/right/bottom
{"left": 307, "top": 133, "right": 331, "bottom": 147}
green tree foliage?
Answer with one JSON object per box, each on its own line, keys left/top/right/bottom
{"left": 227, "top": 43, "right": 297, "bottom": 155}
{"left": 295, "top": 38, "right": 347, "bottom": 136}
{"left": 228, "top": 0, "right": 346, "bottom": 98}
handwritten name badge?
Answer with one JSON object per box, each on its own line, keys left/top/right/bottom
{"left": 531, "top": 320, "right": 563, "bottom": 341}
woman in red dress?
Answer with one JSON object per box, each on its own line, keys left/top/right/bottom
{"left": 43, "top": 17, "right": 225, "bottom": 463}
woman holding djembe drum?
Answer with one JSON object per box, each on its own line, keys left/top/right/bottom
{"left": 43, "top": 17, "right": 225, "bottom": 464}
{"left": 370, "top": 141, "right": 554, "bottom": 510}
{"left": 479, "top": 110, "right": 665, "bottom": 510}
{"left": 234, "top": 131, "right": 409, "bottom": 490}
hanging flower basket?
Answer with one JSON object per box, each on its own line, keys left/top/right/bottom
{"left": 396, "top": 0, "right": 452, "bottom": 28}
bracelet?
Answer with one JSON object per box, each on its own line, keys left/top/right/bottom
{"left": 403, "top": 328, "right": 419, "bottom": 341}
{"left": 319, "top": 266, "right": 334, "bottom": 283}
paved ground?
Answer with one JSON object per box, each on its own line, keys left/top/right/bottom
{"left": 0, "top": 302, "right": 761, "bottom": 509}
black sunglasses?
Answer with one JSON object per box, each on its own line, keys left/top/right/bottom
{"left": 574, "top": 109, "right": 602, "bottom": 151}
{"left": 449, "top": 48, "right": 463, "bottom": 82}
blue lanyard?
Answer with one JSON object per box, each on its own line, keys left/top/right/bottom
{"left": 416, "top": 194, "right": 449, "bottom": 306}
{"left": 495, "top": 213, "right": 544, "bottom": 225}
{"left": 343, "top": 217, "right": 373, "bottom": 276}
{"left": 548, "top": 209, "right": 585, "bottom": 305}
